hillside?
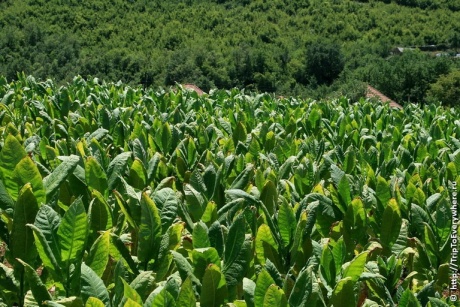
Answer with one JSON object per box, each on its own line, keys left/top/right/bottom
{"left": 0, "top": 0, "right": 459, "bottom": 103}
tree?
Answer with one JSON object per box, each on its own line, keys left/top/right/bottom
{"left": 427, "top": 70, "right": 460, "bottom": 106}
{"left": 304, "top": 41, "right": 345, "bottom": 86}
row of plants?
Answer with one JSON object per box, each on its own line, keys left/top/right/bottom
{"left": 0, "top": 75, "right": 458, "bottom": 306}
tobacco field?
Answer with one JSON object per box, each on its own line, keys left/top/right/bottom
{"left": 0, "top": 75, "right": 459, "bottom": 306}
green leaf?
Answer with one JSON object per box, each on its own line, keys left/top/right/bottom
{"left": 0, "top": 177, "right": 14, "bottom": 210}
{"left": 263, "top": 284, "right": 287, "bottom": 307}
{"left": 151, "top": 288, "right": 176, "bottom": 307}
{"left": 255, "top": 270, "right": 275, "bottom": 307}
{"left": 129, "top": 158, "right": 147, "bottom": 189}
{"left": 161, "top": 122, "right": 172, "bottom": 154}
{"left": 260, "top": 180, "right": 277, "bottom": 216}
{"left": 171, "top": 251, "right": 201, "bottom": 286}
{"left": 380, "top": 199, "right": 401, "bottom": 250}
{"left": 85, "top": 157, "right": 108, "bottom": 197}
{"left": 85, "top": 297, "right": 105, "bottom": 307}
{"left": 200, "top": 264, "right": 228, "bottom": 307}
{"left": 243, "top": 278, "right": 256, "bottom": 307}
{"left": 320, "top": 245, "right": 335, "bottom": 287}
{"left": 86, "top": 230, "right": 110, "bottom": 277}
{"left": 255, "top": 224, "right": 282, "bottom": 271}
{"left": 342, "top": 251, "right": 368, "bottom": 282}
{"left": 184, "top": 183, "right": 206, "bottom": 222}
{"left": 138, "top": 192, "right": 162, "bottom": 264}
{"left": 230, "top": 164, "right": 254, "bottom": 190}
{"left": 34, "top": 205, "right": 61, "bottom": 263}
{"left": 153, "top": 188, "right": 179, "bottom": 233}
{"left": 0, "top": 134, "right": 27, "bottom": 200}
{"left": 107, "top": 151, "right": 132, "bottom": 190}
{"left": 330, "top": 277, "right": 356, "bottom": 307}
{"left": 43, "top": 155, "right": 79, "bottom": 201}
{"left": 121, "top": 278, "right": 143, "bottom": 305}
{"left": 129, "top": 271, "right": 157, "bottom": 302}
{"left": 398, "top": 288, "right": 420, "bottom": 307}
{"left": 193, "top": 221, "right": 210, "bottom": 248}
{"left": 288, "top": 266, "right": 313, "bottom": 307}
{"left": 278, "top": 201, "right": 295, "bottom": 249}
{"left": 223, "top": 213, "right": 245, "bottom": 272}
{"left": 233, "top": 121, "right": 247, "bottom": 146}
{"left": 376, "top": 176, "right": 391, "bottom": 207}
{"left": 27, "top": 224, "right": 62, "bottom": 276}
{"left": 81, "top": 263, "right": 111, "bottom": 306}
{"left": 10, "top": 183, "right": 39, "bottom": 264}
{"left": 89, "top": 190, "right": 113, "bottom": 242}
{"left": 223, "top": 235, "right": 252, "bottom": 289}
{"left": 16, "top": 259, "right": 52, "bottom": 306}
{"left": 14, "top": 156, "right": 46, "bottom": 206}
{"left": 57, "top": 197, "right": 88, "bottom": 264}
{"left": 176, "top": 277, "right": 196, "bottom": 307}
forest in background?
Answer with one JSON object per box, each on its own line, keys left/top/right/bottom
{"left": 0, "top": 0, "right": 460, "bottom": 105}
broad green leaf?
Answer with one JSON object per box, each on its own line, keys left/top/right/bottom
{"left": 230, "top": 164, "right": 254, "bottom": 190}
{"left": 89, "top": 190, "right": 113, "bottom": 242}
{"left": 129, "top": 158, "right": 146, "bottom": 189}
{"left": 138, "top": 192, "right": 161, "bottom": 264}
{"left": 0, "top": 178, "right": 14, "bottom": 210}
{"left": 376, "top": 176, "right": 391, "bottom": 207}
{"left": 85, "top": 297, "right": 105, "bottom": 307}
{"left": 320, "top": 245, "right": 335, "bottom": 287}
{"left": 233, "top": 121, "right": 247, "bottom": 145}
{"left": 209, "top": 221, "right": 225, "bottom": 257}
{"left": 81, "top": 263, "right": 111, "bottom": 306}
{"left": 184, "top": 183, "right": 205, "bottom": 222}
{"left": 43, "top": 155, "right": 79, "bottom": 200}
{"left": 86, "top": 230, "right": 111, "bottom": 277}
{"left": 260, "top": 180, "right": 277, "bottom": 215}
{"left": 0, "top": 134, "right": 27, "bottom": 200}
{"left": 398, "top": 288, "right": 420, "bottom": 307}
{"left": 130, "top": 271, "right": 156, "bottom": 302}
{"left": 171, "top": 251, "right": 201, "bottom": 286}
{"left": 223, "top": 213, "right": 245, "bottom": 272}
{"left": 27, "top": 224, "right": 62, "bottom": 275}
{"left": 192, "top": 247, "right": 221, "bottom": 281}
{"left": 107, "top": 151, "right": 132, "bottom": 190}
{"left": 153, "top": 188, "right": 179, "bottom": 233}
{"left": 243, "top": 277, "right": 256, "bottom": 307}
{"left": 14, "top": 156, "right": 45, "bottom": 206}
{"left": 57, "top": 197, "right": 88, "bottom": 264}
{"left": 255, "top": 224, "right": 282, "bottom": 271}
{"left": 10, "top": 183, "right": 39, "bottom": 264}
{"left": 200, "top": 264, "right": 228, "bottom": 307}
{"left": 121, "top": 278, "right": 143, "bottom": 305}
{"left": 288, "top": 266, "right": 313, "bottom": 307}
{"left": 224, "top": 234, "right": 252, "bottom": 288}
{"left": 342, "top": 251, "right": 369, "bottom": 282}
{"left": 110, "top": 233, "right": 140, "bottom": 275}
{"left": 85, "top": 156, "right": 108, "bottom": 197}
{"left": 176, "top": 277, "right": 196, "bottom": 307}
{"left": 278, "top": 201, "right": 295, "bottom": 248}
{"left": 17, "top": 259, "right": 52, "bottom": 306}
{"left": 380, "top": 199, "right": 402, "bottom": 250}
{"left": 254, "top": 270, "right": 275, "bottom": 307}
{"left": 330, "top": 277, "right": 355, "bottom": 307}
{"left": 263, "top": 284, "right": 287, "bottom": 307}
{"left": 161, "top": 122, "right": 172, "bottom": 154}
{"left": 151, "top": 288, "right": 176, "bottom": 307}
{"left": 34, "top": 205, "right": 61, "bottom": 263}
{"left": 193, "top": 221, "right": 210, "bottom": 248}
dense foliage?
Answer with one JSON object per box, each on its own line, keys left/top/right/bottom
{"left": 0, "top": 75, "right": 458, "bottom": 306}
{"left": 1, "top": 0, "right": 460, "bottom": 104}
